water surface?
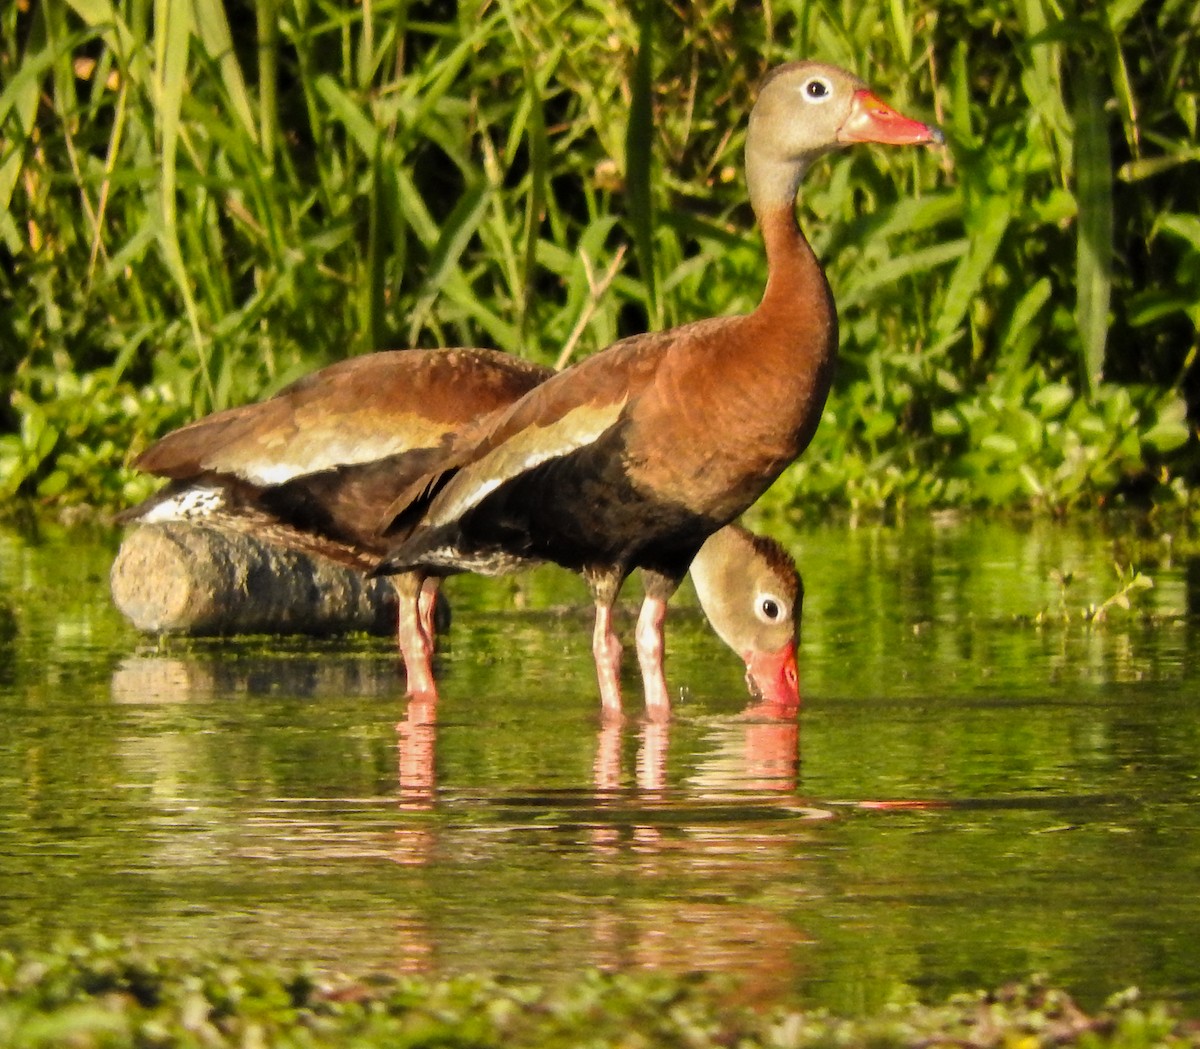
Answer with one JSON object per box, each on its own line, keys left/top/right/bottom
{"left": 1, "top": 515, "right": 1198, "bottom": 1013}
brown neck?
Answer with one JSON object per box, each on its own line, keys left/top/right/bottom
{"left": 741, "top": 204, "right": 838, "bottom": 455}
{"left": 755, "top": 206, "right": 832, "bottom": 322}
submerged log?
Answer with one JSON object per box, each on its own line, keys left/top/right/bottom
{"left": 111, "top": 522, "right": 397, "bottom": 637}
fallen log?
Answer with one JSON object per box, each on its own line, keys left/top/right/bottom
{"left": 111, "top": 522, "right": 397, "bottom": 637}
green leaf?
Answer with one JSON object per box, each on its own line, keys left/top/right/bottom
{"left": 315, "top": 75, "right": 378, "bottom": 155}
{"left": 1030, "top": 383, "right": 1075, "bottom": 419}
{"left": 407, "top": 178, "right": 493, "bottom": 341}
{"left": 1160, "top": 212, "right": 1200, "bottom": 252}
{"left": 934, "top": 196, "right": 1010, "bottom": 341}
{"left": 1142, "top": 396, "right": 1191, "bottom": 453}
{"left": 932, "top": 409, "right": 963, "bottom": 437}
{"left": 980, "top": 433, "right": 1020, "bottom": 456}
{"left": 1119, "top": 149, "right": 1200, "bottom": 182}
{"left": 840, "top": 240, "right": 966, "bottom": 308}
{"left": 37, "top": 470, "right": 70, "bottom": 498}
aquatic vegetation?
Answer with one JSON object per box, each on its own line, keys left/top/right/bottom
{"left": 0, "top": 939, "right": 1196, "bottom": 1049}
{"left": 1039, "top": 562, "right": 1156, "bottom": 625}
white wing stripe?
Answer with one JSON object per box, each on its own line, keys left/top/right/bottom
{"left": 425, "top": 399, "right": 625, "bottom": 527}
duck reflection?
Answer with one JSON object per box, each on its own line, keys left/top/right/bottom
{"left": 391, "top": 693, "right": 817, "bottom": 998}
{"left": 111, "top": 650, "right": 821, "bottom": 997}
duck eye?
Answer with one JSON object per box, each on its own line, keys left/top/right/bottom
{"left": 759, "top": 597, "right": 782, "bottom": 620}
{"left": 804, "top": 76, "right": 832, "bottom": 101}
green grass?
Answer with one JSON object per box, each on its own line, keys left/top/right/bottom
{"left": 1, "top": 938, "right": 1197, "bottom": 1049}
{"left": 0, "top": 0, "right": 1196, "bottom": 516}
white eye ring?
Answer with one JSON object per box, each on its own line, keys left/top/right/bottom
{"left": 802, "top": 76, "right": 834, "bottom": 103}
{"left": 757, "top": 593, "right": 786, "bottom": 623}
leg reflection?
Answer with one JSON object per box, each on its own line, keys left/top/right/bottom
{"left": 396, "top": 696, "right": 437, "bottom": 810}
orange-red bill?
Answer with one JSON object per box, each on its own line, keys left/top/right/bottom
{"left": 744, "top": 639, "right": 801, "bottom": 714}
{"left": 838, "top": 89, "right": 944, "bottom": 146}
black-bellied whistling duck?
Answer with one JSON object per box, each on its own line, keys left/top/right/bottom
{"left": 374, "top": 61, "right": 941, "bottom": 721}
{"left": 122, "top": 348, "right": 803, "bottom": 710}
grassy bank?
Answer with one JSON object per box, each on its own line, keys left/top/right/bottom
{"left": 1, "top": 1, "right": 1197, "bottom": 517}
{"left": 1, "top": 939, "right": 1196, "bottom": 1049}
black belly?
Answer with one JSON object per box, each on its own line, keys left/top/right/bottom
{"left": 403, "top": 436, "right": 725, "bottom": 582}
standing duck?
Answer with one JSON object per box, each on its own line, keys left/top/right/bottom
{"left": 123, "top": 348, "right": 803, "bottom": 710}
{"left": 374, "top": 61, "right": 941, "bottom": 721}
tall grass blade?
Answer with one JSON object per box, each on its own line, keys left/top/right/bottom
{"left": 1015, "top": 0, "right": 1072, "bottom": 176}
{"left": 499, "top": 0, "right": 555, "bottom": 349}
{"left": 406, "top": 178, "right": 492, "bottom": 342}
{"left": 887, "top": 0, "right": 914, "bottom": 64}
{"left": 625, "top": 1, "right": 658, "bottom": 328}
{"left": 315, "top": 74, "right": 379, "bottom": 155}
{"left": 1074, "top": 66, "right": 1114, "bottom": 394}
{"left": 1101, "top": 1, "right": 1142, "bottom": 156}
{"left": 0, "top": 7, "right": 76, "bottom": 250}
{"left": 153, "top": 0, "right": 212, "bottom": 406}
{"left": 255, "top": 0, "right": 278, "bottom": 166}
{"left": 839, "top": 241, "right": 967, "bottom": 309}
{"left": 358, "top": 0, "right": 375, "bottom": 90}
{"left": 519, "top": 78, "right": 549, "bottom": 347}
{"left": 64, "top": 0, "right": 150, "bottom": 98}
{"left": 996, "top": 276, "right": 1053, "bottom": 378}
{"left": 394, "top": 25, "right": 490, "bottom": 155}
{"left": 364, "top": 144, "right": 388, "bottom": 353}
{"left": 191, "top": 0, "right": 256, "bottom": 142}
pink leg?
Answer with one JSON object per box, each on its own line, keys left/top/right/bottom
{"left": 592, "top": 601, "right": 624, "bottom": 722}
{"left": 417, "top": 577, "right": 440, "bottom": 652}
{"left": 634, "top": 594, "right": 671, "bottom": 721}
{"left": 394, "top": 573, "right": 438, "bottom": 701}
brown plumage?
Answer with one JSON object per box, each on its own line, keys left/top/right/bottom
{"left": 375, "top": 61, "right": 941, "bottom": 721}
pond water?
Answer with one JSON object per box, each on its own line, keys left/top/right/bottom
{"left": 1, "top": 514, "right": 1198, "bottom": 1014}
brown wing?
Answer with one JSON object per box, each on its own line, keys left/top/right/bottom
{"left": 136, "top": 349, "right": 551, "bottom": 485}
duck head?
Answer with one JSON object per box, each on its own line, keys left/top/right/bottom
{"left": 690, "top": 525, "right": 803, "bottom": 716}
{"left": 746, "top": 60, "right": 943, "bottom": 212}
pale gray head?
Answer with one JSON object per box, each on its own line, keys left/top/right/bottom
{"left": 745, "top": 60, "right": 943, "bottom": 215}
{"left": 690, "top": 524, "right": 803, "bottom": 711}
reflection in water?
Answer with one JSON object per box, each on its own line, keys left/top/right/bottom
{"left": 111, "top": 652, "right": 401, "bottom": 704}
{"left": 4, "top": 518, "right": 1200, "bottom": 1013}
{"left": 396, "top": 697, "right": 437, "bottom": 811}
{"left": 106, "top": 645, "right": 825, "bottom": 1000}
{"left": 395, "top": 693, "right": 806, "bottom": 810}
{"left": 691, "top": 716, "right": 801, "bottom": 796}
{"left": 387, "top": 691, "right": 823, "bottom": 999}
{"left": 1188, "top": 557, "right": 1200, "bottom": 616}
